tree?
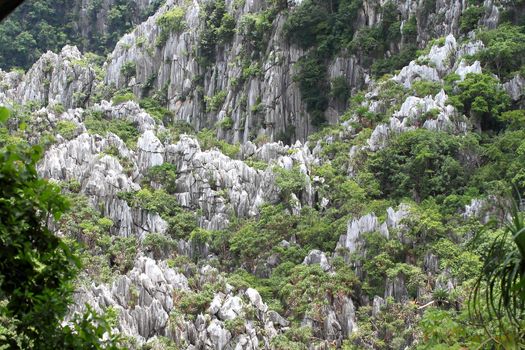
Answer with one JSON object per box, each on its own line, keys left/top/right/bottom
{"left": 471, "top": 200, "right": 525, "bottom": 347}
{"left": 368, "top": 130, "right": 476, "bottom": 202}
{"left": 477, "top": 24, "right": 525, "bottom": 78}
{"left": 447, "top": 73, "right": 510, "bottom": 132}
{"left": 0, "top": 108, "right": 121, "bottom": 349}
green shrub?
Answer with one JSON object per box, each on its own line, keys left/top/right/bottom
{"left": 51, "top": 103, "right": 66, "bottom": 115}
{"left": 371, "top": 44, "right": 418, "bottom": 77}
{"left": 367, "top": 129, "right": 478, "bottom": 201}
{"left": 176, "top": 282, "right": 223, "bottom": 318}
{"left": 476, "top": 24, "right": 525, "bottom": 78}
{"left": 142, "top": 232, "right": 177, "bottom": 260}
{"left": 198, "top": 0, "right": 236, "bottom": 66}
{"left": 205, "top": 90, "right": 227, "bottom": 112}
{"left": 108, "top": 236, "right": 138, "bottom": 273}
{"left": 118, "top": 188, "right": 179, "bottom": 216}
{"left": 330, "top": 76, "right": 350, "bottom": 102}
{"left": 411, "top": 80, "right": 443, "bottom": 97}
{"left": 120, "top": 61, "right": 136, "bottom": 80}
{"left": 112, "top": 91, "right": 136, "bottom": 105}
{"left": 143, "top": 163, "right": 178, "bottom": 193}
{"left": 224, "top": 318, "right": 245, "bottom": 336}
{"left": 402, "top": 16, "right": 417, "bottom": 41}
{"left": 139, "top": 97, "right": 173, "bottom": 124}
{"left": 447, "top": 73, "right": 510, "bottom": 131}
{"left": 274, "top": 165, "right": 307, "bottom": 202}
{"left": 279, "top": 263, "right": 358, "bottom": 321}
{"left": 283, "top": 0, "right": 331, "bottom": 49}
{"left": 271, "top": 326, "right": 312, "bottom": 350}
{"left": 460, "top": 6, "right": 484, "bottom": 33}
{"left": 156, "top": 6, "right": 186, "bottom": 47}
{"left": 239, "top": 11, "right": 273, "bottom": 54}
{"left": 166, "top": 211, "right": 198, "bottom": 240}
{"left": 229, "top": 204, "right": 297, "bottom": 267}
{"left": 56, "top": 120, "right": 78, "bottom": 140}
{"left": 498, "top": 110, "right": 525, "bottom": 130}
{"left": 216, "top": 115, "right": 234, "bottom": 130}
{"left": 294, "top": 55, "right": 329, "bottom": 126}
{"left": 84, "top": 110, "right": 139, "bottom": 148}
{"left": 197, "top": 129, "right": 240, "bottom": 158}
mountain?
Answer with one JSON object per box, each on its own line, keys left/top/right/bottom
{"left": 0, "top": 0, "right": 524, "bottom": 348}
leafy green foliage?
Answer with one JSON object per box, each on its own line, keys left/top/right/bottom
{"left": 0, "top": 0, "right": 161, "bottom": 70}
{"left": 285, "top": 0, "right": 418, "bottom": 124}
{"left": 416, "top": 308, "right": 485, "bottom": 349}
{"left": 411, "top": 80, "right": 443, "bottom": 97}
{"left": 56, "top": 120, "right": 78, "bottom": 140}
{"left": 197, "top": 129, "right": 240, "bottom": 158}
{"left": 174, "top": 281, "right": 225, "bottom": 319}
{"left": 229, "top": 204, "right": 297, "bottom": 268}
{"left": 143, "top": 233, "right": 177, "bottom": 260}
{"left": 498, "top": 110, "right": 525, "bottom": 130}
{"left": 142, "top": 163, "right": 178, "bottom": 194}
{"left": 371, "top": 44, "right": 418, "bottom": 78}
{"left": 460, "top": 5, "right": 484, "bottom": 33}
{"left": 0, "top": 116, "right": 122, "bottom": 348}
{"left": 139, "top": 97, "right": 174, "bottom": 124}
{"left": 156, "top": 6, "right": 186, "bottom": 47}
{"left": 198, "top": 0, "right": 236, "bottom": 66}
{"left": 471, "top": 203, "right": 525, "bottom": 337}
{"left": 216, "top": 116, "right": 234, "bottom": 130}
{"left": 111, "top": 91, "right": 136, "bottom": 105}
{"left": 447, "top": 73, "right": 510, "bottom": 131}
{"left": 279, "top": 260, "right": 358, "bottom": 321}
{"left": 205, "top": 90, "right": 227, "bottom": 113}
{"left": 117, "top": 188, "right": 198, "bottom": 241}
{"left": 368, "top": 130, "right": 478, "bottom": 201}
{"left": 330, "top": 76, "right": 351, "bottom": 102}
{"left": 271, "top": 325, "right": 312, "bottom": 350}
{"left": 84, "top": 109, "right": 140, "bottom": 148}
{"left": 274, "top": 165, "right": 307, "bottom": 202}
{"left": 294, "top": 55, "right": 330, "bottom": 126}
{"left": 120, "top": 61, "right": 136, "bottom": 80}
{"left": 238, "top": 10, "right": 274, "bottom": 55}
{"left": 0, "top": 134, "right": 75, "bottom": 348}
{"left": 476, "top": 24, "right": 525, "bottom": 78}
{"left": 283, "top": 0, "right": 331, "bottom": 49}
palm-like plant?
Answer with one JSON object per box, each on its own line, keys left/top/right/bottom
{"left": 471, "top": 198, "right": 525, "bottom": 345}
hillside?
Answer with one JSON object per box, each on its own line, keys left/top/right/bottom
{"left": 0, "top": 0, "right": 524, "bottom": 349}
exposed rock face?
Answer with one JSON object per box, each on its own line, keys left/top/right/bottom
{"left": 1, "top": 0, "right": 517, "bottom": 347}
{"left": 358, "top": 36, "right": 481, "bottom": 153}
{"left": 72, "top": 257, "right": 287, "bottom": 348}
{"left": 165, "top": 135, "right": 279, "bottom": 230}
{"left": 104, "top": 0, "right": 321, "bottom": 142}
{"left": 39, "top": 131, "right": 167, "bottom": 238}
{"left": 503, "top": 74, "right": 525, "bottom": 103}
{"left": 72, "top": 0, "right": 158, "bottom": 47}
{"left": 0, "top": 46, "right": 98, "bottom": 109}
{"left": 337, "top": 204, "right": 410, "bottom": 256}
{"left": 101, "top": 0, "right": 482, "bottom": 143}
{"left": 303, "top": 250, "right": 331, "bottom": 271}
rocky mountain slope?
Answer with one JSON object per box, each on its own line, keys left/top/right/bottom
{"left": 1, "top": 0, "right": 524, "bottom": 348}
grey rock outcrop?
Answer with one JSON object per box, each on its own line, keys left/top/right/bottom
{"left": 0, "top": 46, "right": 98, "bottom": 108}
{"left": 73, "top": 257, "right": 289, "bottom": 348}
{"left": 303, "top": 250, "right": 331, "bottom": 271}
{"left": 337, "top": 204, "right": 410, "bottom": 258}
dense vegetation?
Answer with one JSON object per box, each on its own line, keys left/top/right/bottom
{"left": 0, "top": 107, "right": 122, "bottom": 349}
{"left": 0, "top": 0, "right": 163, "bottom": 69}
{"left": 0, "top": 0, "right": 524, "bottom": 349}
{"left": 283, "top": 0, "right": 418, "bottom": 126}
